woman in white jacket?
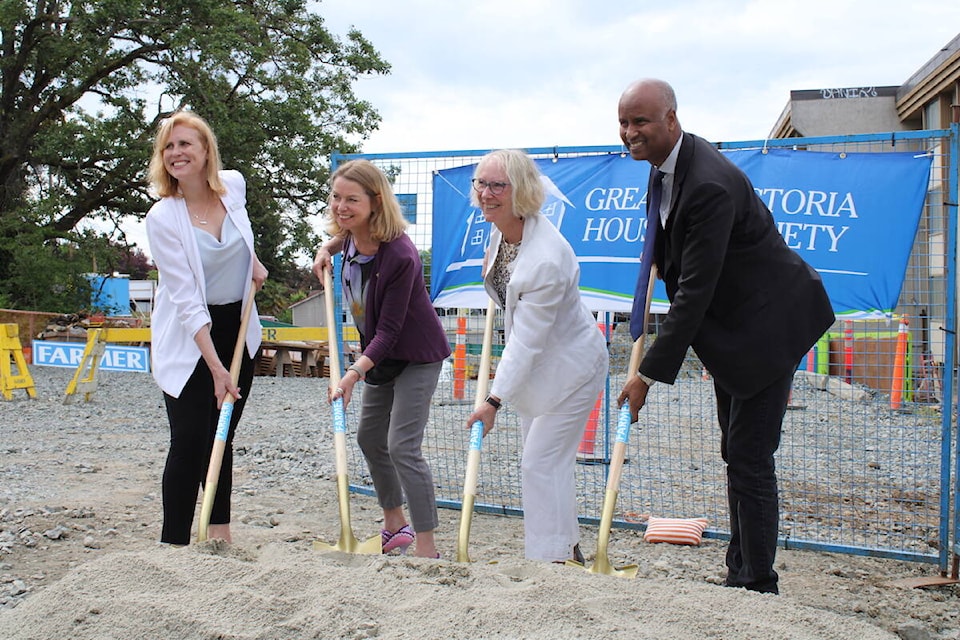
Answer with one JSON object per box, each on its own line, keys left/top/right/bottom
{"left": 466, "top": 149, "right": 608, "bottom": 563}
{"left": 145, "top": 111, "right": 268, "bottom": 545}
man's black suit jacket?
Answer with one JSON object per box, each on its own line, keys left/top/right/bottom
{"left": 641, "top": 132, "right": 835, "bottom": 399}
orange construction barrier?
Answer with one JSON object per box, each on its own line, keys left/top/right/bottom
{"left": 578, "top": 323, "right": 608, "bottom": 457}
{"left": 579, "top": 396, "right": 603, "bottom": 457}
{"left": 453, "top": 315, "right": 467, "bottom": 400}
{"left": 843, "top": 321, "right": 854, "bottom": 383}
{"left": 890, "top": 315, "right": 909, "bottom": 410}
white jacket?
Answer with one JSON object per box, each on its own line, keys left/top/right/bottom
{"left": 145, "top": 170, "right": 262, "bottom": 397}
{"left": 485, "top": 214, "right": 608, "bottom": 416}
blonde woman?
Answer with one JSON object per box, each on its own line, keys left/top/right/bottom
{"left": 466, "top": 149, "right": 609, "bottom": 563}
{"left": 146, "top": 111, "right": 268, "bottom": 545}
{"left": 313, "top": 160, "right": 450, "bottom": 558}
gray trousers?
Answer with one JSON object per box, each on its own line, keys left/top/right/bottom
{"left": 356, "top": 360, "right": 442, "bottom": 533}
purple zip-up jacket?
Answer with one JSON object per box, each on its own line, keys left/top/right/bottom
{"left": 352, "top": 233, "right": 450, "bottom": 366}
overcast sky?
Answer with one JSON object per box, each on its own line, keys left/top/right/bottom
{"left": 121, "top": 3, "right": 960, "bottom": 259}
{"left": 313, "top": 0, "right": 960, "bottom": 152}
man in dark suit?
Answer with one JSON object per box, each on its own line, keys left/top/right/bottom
{"left": 616, "top": 78, "right": 834, "bottom": 594}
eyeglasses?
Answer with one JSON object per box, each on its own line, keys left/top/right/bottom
{"left": 471, "top": 178, "right": 510, "bottom": 196}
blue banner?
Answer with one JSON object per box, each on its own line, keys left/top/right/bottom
{"left": 431, "top": 149, "right": 932, "bottom": 318}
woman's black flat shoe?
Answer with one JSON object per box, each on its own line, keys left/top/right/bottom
{"left": 573, "top": 544, "right": 585, "bottom": 564}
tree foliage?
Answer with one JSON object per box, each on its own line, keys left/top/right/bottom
{"left": 0, "top": 0, "right": 389, "bottom": 311}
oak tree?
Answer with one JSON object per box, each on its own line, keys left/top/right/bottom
{"left": 0, "top": 0, "right": 388, "bottom": 311}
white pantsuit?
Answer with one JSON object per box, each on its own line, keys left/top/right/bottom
{"left": 519, "top": 369, "right": 605, "bottom": 561}
{"left": 485, "top": 214, "right": 609, "bottom": 562}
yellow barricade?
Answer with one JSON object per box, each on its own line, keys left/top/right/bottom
{"left": 63, "top": 328, "right": 109, "bottom": 404}
{"left": 0, "top": 323, "right": 36, "bottom": 400}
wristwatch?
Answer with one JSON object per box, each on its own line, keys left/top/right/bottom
{"left": 485, "top": 395, "right": 502, "bottom": 410}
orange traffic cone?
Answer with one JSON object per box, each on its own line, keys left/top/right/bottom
{"left": 578, "top": 323, "right": 607, "bottom": 462}
{"left": 453, "top": 315, "right": 467, "bottom": 400}
{"left": 890, "top": 315, "right": 909, "bottom": 411}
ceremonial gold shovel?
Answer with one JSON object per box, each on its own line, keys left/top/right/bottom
{"left": 456, "top": 300, "right": 496, "bottom": 562}
{"left": 568, "top": 267, "right": 657, "bottom": 577}
{"left": 197, "top": 280, "right": 257, "bottom": 543}
{"left": 313, "top": 267, "right": 382, "bottom": 554}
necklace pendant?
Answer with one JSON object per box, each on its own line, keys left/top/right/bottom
{"left": 198, "top": 219, "right": 208, "bottom": 225}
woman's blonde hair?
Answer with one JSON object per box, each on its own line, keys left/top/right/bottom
{"left": 470, "top": 149, "right": 544, "bottom": 219}
{"left": 325, "top": 159, "right": 408, "bottom": 242}
{"left": 148, "top": 111, "right": 226, "bottom": 198}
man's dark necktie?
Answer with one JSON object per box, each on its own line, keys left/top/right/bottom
{"left": 629, "top": 170, "right": 664, "bottom": 341}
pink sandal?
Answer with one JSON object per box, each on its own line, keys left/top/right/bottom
{"left": 381, "top": 525, "right": 415, "bottom": 554}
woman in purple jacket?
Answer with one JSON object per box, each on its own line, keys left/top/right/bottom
{"left": 313, "top": 160, "right": 450, "bottom": 559}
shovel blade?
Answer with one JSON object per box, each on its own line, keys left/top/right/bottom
{"left": 565, "top": 554, "right": 639, "bottom": 579}
{"left": 313, "top": 474, "right": 382, "bottom": 554}
{"left": 592, "top": 561, "right": 640, "bottom": 579}
{"left": 313, "top": 533, "right": 382, "bottom": 555}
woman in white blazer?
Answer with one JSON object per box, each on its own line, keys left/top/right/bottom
{"left": 466, "top": 149, "right": 608, "bottom": 563}
{"left": 145, "top": 111, "right": 268, "bottom": 545}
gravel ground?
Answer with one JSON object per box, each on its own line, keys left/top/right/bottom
{"left": 1, "top": 366, "right": 959, "bottom": 639}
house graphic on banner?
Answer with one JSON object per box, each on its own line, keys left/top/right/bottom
{"left": 438, "top": 169, "right": 575, "bottom": 309}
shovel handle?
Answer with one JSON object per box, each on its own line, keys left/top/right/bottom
{"left": 197, "top": 280, "right": 257, "bottom": 542}
{"left": 457, "top": 299, "right": 497, "bottom": 562}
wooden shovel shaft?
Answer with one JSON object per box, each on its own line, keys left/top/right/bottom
{"left": 312, "top": 267, "right": 381, "bottom": 554}
{"left": 576, "top": 265, "right": 657, "bottom": 577}
{"left": 603, "top": 265, "right": 654, "bottom": 494}
{"left": 197, "top": 280, "right": 257, "bottom": 543}
{"left": 456, "top": 299, "right": 496, "bottom": 562}
{"left": 322, "top": 268, "right": 349, "bottom": 477}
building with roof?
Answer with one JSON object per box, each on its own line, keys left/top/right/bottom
{"left": 771, "top": 33, "right": 960, "bottom": 138}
